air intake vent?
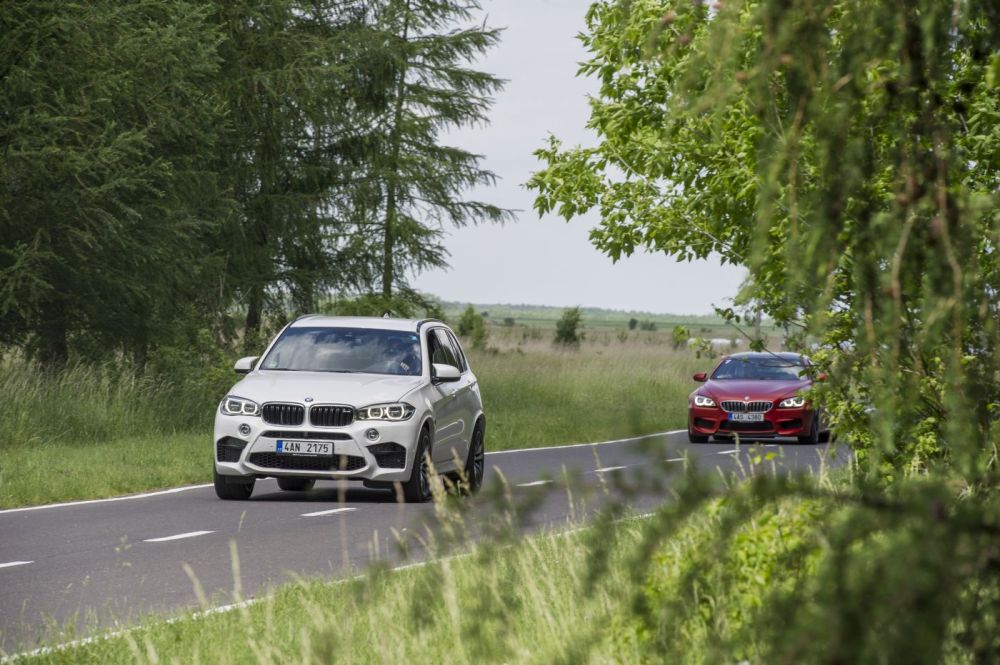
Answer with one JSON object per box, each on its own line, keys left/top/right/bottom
{"left": 247, "top": 453, "right": 364, "bottom": 472}
{"left": 262, "top": 403, "right": 304, "bottom": 426}
{"left": 216, "top": 437, "right": 247, "bottom": 463}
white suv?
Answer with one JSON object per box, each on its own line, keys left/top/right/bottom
{"left": 213, "top": 316, "right": 485, "bottom": 502}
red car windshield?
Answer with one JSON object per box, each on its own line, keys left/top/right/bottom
{"left": 711, "top": 356, "right": 806, "bottom": 381}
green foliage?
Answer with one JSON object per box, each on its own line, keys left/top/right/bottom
{"left": 0, "top": 0, "right": 509, "bottom": 366}
{"left": 671, "top": 325, "right": 690, "bottom": 350}
{"left": 554, "top": 306, "right": 584, "bottom": 346}
{"left": 322, "top": 292, "right": 444, "bottom": 320}
{"left": 457, "top": 305, "right": 488, "bottom": 350}
{"left": 628, "top": 317, "right": 639, "bottom": 330}
{"left": 638, "top": 319, "right": 657, "bottom": 331}
{"left": 0, "top": 0, "right": 229, "bottom": 364}
{"left": 354, "top": 0, "right": 513, "bottom": 300}
{"left": 528, "top": 0, "right": 1000, "bottom": 477}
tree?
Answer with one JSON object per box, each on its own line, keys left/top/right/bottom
{"left": 671, "top": 325, "right": 690, "bottom": 350}
{"left": 457, "top": 304, "right": 487, "bottom": 350}
{"left": 554, "top": 307, "right": 583, "bottom": 346}
{"left": 210, "top": 1, "right": 390, "bottom": 350}
{"left": 0, "top": 1, "right": 228, "bottom": 365}
{"left": 628, "top": 317, "right": 639, "bottom": 330}
{"left": 529, "top": 0, "right": 1000, "bottom": 475}
{"left": 359, "top": 0, "right": 514, "bottom": 302}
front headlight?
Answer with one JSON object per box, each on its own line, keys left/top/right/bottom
{"left": 356, "top": 402, "right": 416, "bottom": 421}
{"left": 220, "top": 395, "right": 261, "bottom": 416}
{"left": 778, "top": 396, "right": 806, "bottom": 408}
{"left": 693, "top": 395, "right": 716, "bottom": 408}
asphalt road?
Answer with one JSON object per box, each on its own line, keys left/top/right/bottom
{"left": 0, "top": 432, "right": 846, "bottom": 655}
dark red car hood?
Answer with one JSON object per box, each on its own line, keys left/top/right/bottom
{"left": 699, "top": 378, "right": 811, "bottom": 401}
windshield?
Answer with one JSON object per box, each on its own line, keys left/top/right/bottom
{"left": 711, "top": 356, "right": 806, "bottom": 381}
{"left": 260, "top": 327, "right": 422, "bottom": 376}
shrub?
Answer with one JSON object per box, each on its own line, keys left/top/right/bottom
{"left": 554, "top": 307, "right": 583, "bottom": 346}
{"left": 671, "top": 325, "right": 690, "bottom": 349}
{"left": 457, "top": 305, "right": 488, "bottom": 350}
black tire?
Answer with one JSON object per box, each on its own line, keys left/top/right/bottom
{"left": 277, "top": 477, "right": 315, "bottom": 492}
{"left": 798, "top": 415, "right": 820, "bottom": 445}
{"left": 463, "top": 421, "right": 486, "bottom": 494}
{"left": 688, "top": 429, "right": 709, "bottom": 444}
{"left": 214, "top": 468, "right": 254, "bottom": 500}
{"left": 402, "top": 427, "right": 433, "bottom": 503}
{"left": 818, "top": 429, "right": 832, "bottom": 443}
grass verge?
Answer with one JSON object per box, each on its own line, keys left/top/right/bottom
{"left": 0, "top": 433, "right": 208, "bottom": 508}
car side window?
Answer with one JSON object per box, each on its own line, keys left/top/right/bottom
{"left": 431, "top": 329, "right": 460, "bottom": 369}
{"left": 446, "top": 331, "right": 468, "bottom": 372}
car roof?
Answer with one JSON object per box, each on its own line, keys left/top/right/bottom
{"left": 724, "top": 351, "right": 807, "bottom": 363}
{"left": 287, "top": 315, "right": 445, "bottom": 333}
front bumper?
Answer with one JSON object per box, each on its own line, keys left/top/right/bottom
{"left": 688, "top": 405, "right": 816, "bottom": 438}
{"left": 213, "top": 413, "right": 421, "bottom": 482}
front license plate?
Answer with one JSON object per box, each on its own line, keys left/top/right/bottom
{"left": 276, "top": 440, "right": 333, "bottom": 456}
{"left": 729, "top": 413, "right": 764, "bottom": 422}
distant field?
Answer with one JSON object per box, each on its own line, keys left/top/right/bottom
{"left": 440, "top": 300, "right": 780, "bottom": 338}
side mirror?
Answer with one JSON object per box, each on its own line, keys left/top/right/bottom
{"left": 234, "top": 356, "right": 258, "bottom": 374}
{"left": 693, "top": 372, "right": 707, "bottom": 382}
{"left": 816, "top": 371, "right": 828, "bottom": 382}
{"left": 432, "top": 363, "right": 461, "bottom": 383}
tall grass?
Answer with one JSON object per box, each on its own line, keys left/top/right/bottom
{"left": 474, "top": 342, "right": 705, "bottom": 450}
{"left": 0, "top": 355, "right": 218, "bottom": 450}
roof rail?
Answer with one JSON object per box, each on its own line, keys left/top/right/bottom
{"left": 289, "top": 313, "right": 321, "bottom": 325}
{"left": 415, "top": 318, "right": 443, "bottom": 331}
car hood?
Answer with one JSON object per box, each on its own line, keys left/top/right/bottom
{"left": 228, "top": 371, "right": 424, "bottom": 408}
{"left": 699, "top": 378, "right": 811, "bottom": 401}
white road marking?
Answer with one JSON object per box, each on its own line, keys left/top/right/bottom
{"left": 300, "top": 507, "right": 357, "bottom": 517}
{"left": 717, "top": 450, "right": 740, "bottom": 455}
{"left": 0, "top": 561, "right": 33, "bottom": 569}
{"left": 592, "top": 465, "right": 628, "bottom": 474}
{"left": 0, "top": 484, "right": 214, "bottom": 515}
{"left": 143, "top": 530, "right": 214, "bottom": 543}
{"left": 516, "top": 480, "right": 552, "bottom": 488}
{"left": 665, "top": 457, "right": 685, "bottom": 462}
{"left": 487, "top": 429, "right": 686, "bottom": 455}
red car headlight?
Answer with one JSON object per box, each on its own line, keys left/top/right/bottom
{"left": 693, "top": 395, "right": 716, "bottom": 408}
{"left": 778, "top": 396, "right": 806, "bottom": 408}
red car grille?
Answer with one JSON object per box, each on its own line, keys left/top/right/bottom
{"left": 720, "top": 400, "right": 773, "bottom": 413}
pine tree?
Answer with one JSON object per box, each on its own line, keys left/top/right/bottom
{"left": 0, "top": 1, "right": 227, "bottom": 364}
{"left": 359, "top": 0, "right": 513, "bottom": 302}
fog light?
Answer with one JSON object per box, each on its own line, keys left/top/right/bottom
{"left": 365, "top": 428, "right": 380, "bottom": 442}
{"left": 238, "top": 423, "right": 251, "bottom": 436}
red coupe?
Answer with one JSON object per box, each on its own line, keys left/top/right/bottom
{"left": 687, "top": 352, "right": 830, "bottom": 444}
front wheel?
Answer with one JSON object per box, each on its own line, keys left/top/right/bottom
{"left": 688, "top": 428, "right": 709, "bottom": 444}
{"left": 214, "top": 468, "right": 254, "bottom": 500}
{"left": 463, "top": 422, "right": 486, "bottom": 494}
{"left": 402, "top": 428, "right": 433, "bottom": 503}
{"left": 798, "top": 415, "right": 820, "bottom": 445}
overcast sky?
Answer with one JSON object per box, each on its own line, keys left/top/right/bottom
{"left": 410, "top": 0, "right": 745, "bottom": 315}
